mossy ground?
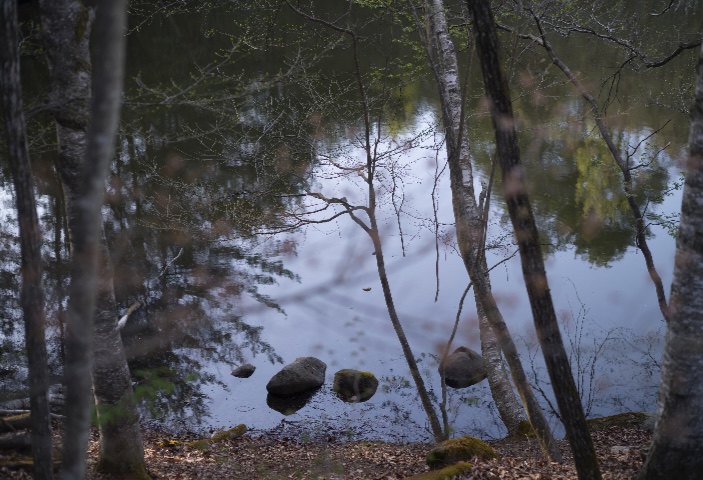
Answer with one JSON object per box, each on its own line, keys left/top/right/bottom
{"left": 426, "top": 436, "right": 499, "bottom": 469}
{"left": 586, "top": 412, "right": 653, "bottom": 431}
{"left": 407, "top": 461, "right": 473, "bottom": 479}
{"left": 515, "top": 419, "right": 536, "bottom": 437}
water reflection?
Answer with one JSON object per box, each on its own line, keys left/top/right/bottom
{"left": 0, "top": 0, "right": 695, "bottom": 442}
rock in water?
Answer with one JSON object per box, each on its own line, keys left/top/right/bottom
{"left": 231, "top": 363, "right": 256, "bottom": 378}
{"left": 333, "top": 369, "right": 379, "bottom": 402}
{"left": 266, "top": 357, "right": 326, "bottom": 396}
{"left": 266, "top": 388, "right": 319, "bottom": 415}
{"left": 439, "top": 346, "right": 487, "bottom": 388}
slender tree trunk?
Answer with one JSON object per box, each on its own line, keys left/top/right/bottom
{"left": 368, "top": 225, "right": 445, "bottom": 441}
{"left": 639, "top": 42, "right": 703, "bottom": 480}
{"left": 39, "top": 1, "right": 138, "bottom": 478}
{"left": 92, "top": 228, "right": 146, "bottom": 475}
{"left": 476, "top": 293, "right": 524, "bottom": 434}
{"left": 413, "top": 0, "right": 559, "bottom": 455}
{"left": 467, "top": 0, "right": 600, "bottom": 478}
{"left": 470, "top": 258, "right": 560, "bottom": 458}
{"left": 0, "top": 3, "right": 53, "bottom": 478}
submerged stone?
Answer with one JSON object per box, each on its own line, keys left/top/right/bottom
{"left": 266, "top": 388, "right": 319, "bottom": 415}
{"left": 231, "top": 363, "right": 256, "bottom": 378}
{"left": 333, "top": 369, "right": 379, "bottom": 402}
{"left": 439, "top": 346, "right": 487, "bottom": 389}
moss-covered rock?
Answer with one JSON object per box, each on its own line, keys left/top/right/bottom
{"left": 586, "top": 412, "right": 655, "bottom": 431}
{"left": 211, "top": 424, "right": 247, "bottom": 442}
{"left": 426, "top": 436, "right": 499, "bottom": 470}
{"left": 405, "top": 462, "right": 473, "bottom": 479}
{"left": 186, "top": 424, "right": 247, "bottom": 450}
{"left": 333, "top": 369, "right": 379, "bottom": 402}
{"left": 515, "top": 419, "right": 536, "bottom": 437}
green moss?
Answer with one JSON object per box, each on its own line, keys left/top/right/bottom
{"left": 586, "top": 412, "right": 653, "bottom": 431}
{"left": 426, "top": 436, "right": 499, "bottom": 470}
{"left": 187, "top": 439, "right": 210, "bottom": 450}
{"left": 515, "top": 419, "right": 536, "bottom": 437}
{"left": 211, "top": 424, "right": 247, "bottom": 442}
{"left": 156, "top": 439, "right": 182, "bottom": 448}
{"left": 75, "top": 6, "right": 90, "bottom": 43}
{"left": 187, "top": 424, "right": 247, "bottom": 450}
{"left": 333, "top": 369, "right": 379, "bottom": 402}
{"left": 406, "top": 462, "right": 473, "bottom": 479}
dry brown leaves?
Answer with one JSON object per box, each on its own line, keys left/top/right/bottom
{"left": 0, "top": 425, "right": 651, "bottom": 479}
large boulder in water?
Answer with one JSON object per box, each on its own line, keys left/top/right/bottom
{"left": 266, "top": 357, "right": 327, "bottom": 396}
{"left": 439, "top": 346, "right": 487, "bottom": 389}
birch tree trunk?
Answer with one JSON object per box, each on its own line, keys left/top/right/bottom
{"left": 467, "top": 0, "right": 599, "bottom": 477}
{"left": 0, "top": 3, "right": 53, "bottom": 478}
{"left": 639, "top": 42, "right": 703, "bottom": 480}
{"left": 413, "top": 0, "right": 558, "bottom": 456}
{"left": 38, "top": 1, "right": 146, "bottom": 478}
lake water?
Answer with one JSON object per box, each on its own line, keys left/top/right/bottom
{"left": 197, "top": 109, "right": 677, "bottom": 442}
{"left": 2, "top": 0, "right": 698, "bottom": 444}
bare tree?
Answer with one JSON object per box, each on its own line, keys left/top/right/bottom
{"left": 639, "top": 42, "right": 703, "bottom": 480}
{"left": 410, "top": 0, "right": 560, "bottom": 459}
{"left": 283, "top": 0, "right": 445, "bottom": 442}
{"left": 466, "top": 0, "right": 600, "bottom": 478}
{"left": 0, "top": 2, "right": 53, "bottom": 478}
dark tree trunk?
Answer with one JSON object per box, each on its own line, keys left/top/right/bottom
{"left": 638, "top": 42, "right": 703, "bottom": 480}
{"left": 412, "top": 0, "right": 559, "bottom": 458}
{"left": 92, "top": 229, "right": 146, "bottom": 475}
{"left": 0, "top": 3, "right": 53, "bottom": 479}
{"left": 38, "top": 0, "right": 134, "bottom": 478}
{"left": 466, "top": 0, "right": 600, "bottom": 478}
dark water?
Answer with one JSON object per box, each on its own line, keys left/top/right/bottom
{"left": 1, "top": 0, "right": 699, "bottom": 442}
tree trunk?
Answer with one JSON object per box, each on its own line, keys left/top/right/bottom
{"left": 92, "top": 228, "right": 146, "bottom": 475}
{"left": 476, "top": 293, "right": 525, "bottom": 435}
{"left": 467, "top": 0, "right": 600, "bottom": 478}
{"left": 38, "top": 1, "right": 139, "bottom": 478}
{"left": 413, "top": 0, "right": 558, "bottom": 454}
{"left": 0, "top": 3, "right": 54, "bottom": 478}
{"left": 638, "top": 42, "right": 703, "bottom": 480}
{"left": 369, "top": 226, "right": 445, "bottom": 441}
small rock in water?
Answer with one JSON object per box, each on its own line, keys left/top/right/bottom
{"left": 231, "top": 363, "right": 256, "bottom": 378}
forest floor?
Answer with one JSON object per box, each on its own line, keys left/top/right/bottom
{"left": 0, "top": 421, "right": 651, "bottom": 479}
